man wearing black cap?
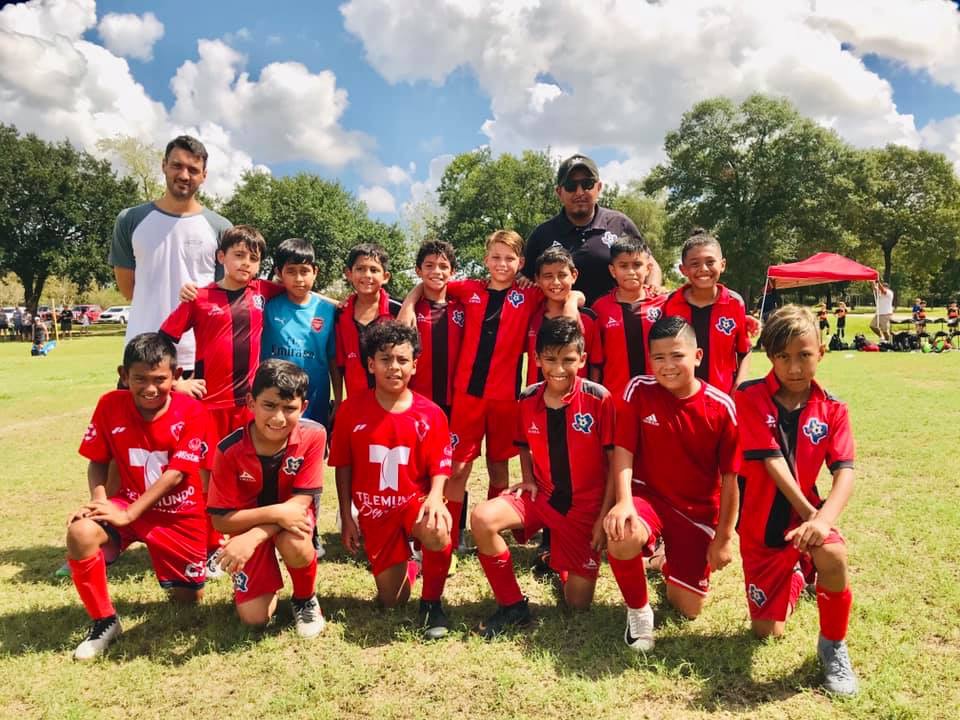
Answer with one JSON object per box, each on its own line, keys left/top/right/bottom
{"left": 524, "top": 154, "right": 662, "bottom": 305}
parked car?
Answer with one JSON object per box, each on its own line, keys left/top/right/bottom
{"left": 96, "top": 305, "right": 131, "bottom": 324}
{"left": 0, "top": 307, "right": 15, "bottom": 323}
{"left": 72, "top": 304, "right": 102, "bottom": 322}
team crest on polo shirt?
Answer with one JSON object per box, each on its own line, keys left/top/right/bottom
{"left": 601, "top": 231, "right": 618, "bottom": 247}
{"left": 549, "top": 240, "right": 563, "bottom": 250}
{"left": 253, "top": 294, "right": 265, "bottom": 310}
{"left": 748, "top": 583, "right": 767, "bottom": 607}
{"left": 715, "top": 316, "right": 736, "bottom": 335}
{"left": 802, "top": 418, "right": 829, "bottom": 445}
{"left": 571, "top": 412, "right": 594, "bottom": 434}
{"left": 507, "top": 289, "right": 525, "bottom": 308}
{"left": 282, "top": 456, "right": 304, "bottom": 475}
{"left": 311, "top": 317, "right": 325, "bottom": 332}
{"left": 169, "top": 421, "right": 185, "bottom": 440}
{"left": 645, "top": 306, "right": 662, "bottom": 323}
{"left": 233, "top": 571, "right": 249, "bottom": 593}
{"left": 452, "top": 309, "right": 465, "bottom": 327}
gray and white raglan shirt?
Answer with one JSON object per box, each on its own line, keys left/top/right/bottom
{"left": 109, "top": 203, "right": 232, "bottom": 370}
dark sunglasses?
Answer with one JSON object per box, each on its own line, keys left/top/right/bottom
{"left": 561, "top": 178, "right": 597, "bottom": 192}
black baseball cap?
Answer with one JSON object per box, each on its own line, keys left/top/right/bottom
{"left": 556, "top": 154, "right": 600, "bottom": 186}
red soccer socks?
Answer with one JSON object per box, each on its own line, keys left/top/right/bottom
{"left": 69, "top": 551, "right": 115, "bottom": 620}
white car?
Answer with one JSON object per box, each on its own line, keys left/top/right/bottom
{"left": 96, "top": 305, "right": 131, "bottom": 324}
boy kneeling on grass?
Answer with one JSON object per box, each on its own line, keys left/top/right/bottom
{"left": 735, "top": 305, "right": 859, "bottom": 696}
{"left": 67, "top": 332, "right": 210, "bottom": 660}
{"left": 207, "top": 359, "right": 327, "bottom": 638}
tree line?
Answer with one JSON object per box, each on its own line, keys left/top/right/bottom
{"left": 1, "top": 93, "right": 957, "bottom": 312}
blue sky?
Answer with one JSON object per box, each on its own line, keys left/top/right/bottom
{"left": 3, "top": 0, "right": 959, "bottom": 220}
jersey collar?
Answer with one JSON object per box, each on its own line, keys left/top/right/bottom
{"left": 534, "top": 374, "right": 583, "bottom": 411}
{"left": 763, "top": 369, "right": 828, "bottom": 403}
{"left": 241, "top": 420, "right": 301, "bottom": 455}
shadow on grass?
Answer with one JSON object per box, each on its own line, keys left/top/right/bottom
{"left": 0, "top": 543, "right": 157, "bottom": 585}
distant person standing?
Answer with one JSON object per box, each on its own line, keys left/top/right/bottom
{"left": 524, "top": 154, "right": 662, "bottom": 305}
{"left": 110, "top": 136, "right": 232, "bottom": 391}
{"left": 871, "top": 281, "right": 894, "bottom": 342}
{"left": 12, "top": 308, "right": 23, "bottom": 341}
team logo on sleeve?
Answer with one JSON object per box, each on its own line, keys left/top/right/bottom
{"left": 253, "top": 294, "right": 265, "bottom": 310}
{"left": 452, "top": 309, "right": 465, "bottom": 327}
{"left": 765, "top": 414, "right": 776, "bottom": 428}
{"left": 188, "top": 437, "right": 210, "bottom": 459}
{"left": 506, "top": 289, "right": 525, "bottom": 308}
{"left": 232, "top": 571, "right": 249, "bottom": 593}
{"left": 715, "top": 316, "right": 736, "bottom": 335}
{"left": 82, "top": 424, "right": 97, "bottom": 442}
{"left": 601, "top": 231, "right": 618, "bottom": 247}
{"left": 571, "top": 412, "right": 594, "bottom": 434}
{"left": 282, "top": 456, "right": 304, "bottom": 475}
{"left": 311, "top": 317, "right": 325, "bottom": 332}
{"left": 169, "top": 421, "right": 185, "bottom": 440}
{"left": 645, "top": 306, "right": 662, "bottom": 322}
{"left": 802, "top": 418, "right": 829, "bottom": 445}
{"left": 450, "top": 432, "right": 460, "bottom": 449}
{"left": 748, "top": 583, "right": 767, "bottom": 607}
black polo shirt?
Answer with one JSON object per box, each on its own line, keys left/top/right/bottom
{"left": 524, "top": 205, "right": 642, "bottom": 305}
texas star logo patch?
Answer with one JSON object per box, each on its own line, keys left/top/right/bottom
{"left": 715, "top": 316, "right": 736, "bottom": 335}
{"left": 645, "top": 306, "right": 662, "bottom": 323}
{"left": 506, "top": 289, "right": 525, "bottom": 308}
{"left": 802, "top": 417, "right": 829, "bottom": 445}
{"left": 748, "top": 583, "right": 767, "bottom": 607}
{"left": 601, "top": 231, "right": 618, "bottom": 247}
{"left": 282, "top": 456, "right": 304, "bottom": 475}
{"left": 571, "top": 412, "right": 594, "bottom": 434}
{"left": 232, "top": 571, "right": 249, "bottom": 593}
{"left": 452, "top": 309, "right": 465, "bottom": 327}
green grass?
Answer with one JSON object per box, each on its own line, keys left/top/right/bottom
{"left": 1, "top": 334, "right": 958, "bottom": 719}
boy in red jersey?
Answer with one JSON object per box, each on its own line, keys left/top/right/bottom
{"left": 208, "top": 359, "right": 326, "bottom": 637}
{"left": 66, "top": 333, "right": 210, "bottom": 660}
{"left": 334, "top": 243, "right": 402, "bottom": 403}
{"left": 735, "top": 305, "right": 859, "bottom": 696}
{"left": 471, "top": 318, "right": 614, "bottom": 637}
{"left": 591, "top": 236, "right": 667, "bottom": 399}
{"left": 663, "top": 228, "right": 751, "bottom": 393}
{"left": 604, "top": 316, "right": 740, "bottom": 652}
{"left": 328, "top": 322, "right": 454, "bottom": 639}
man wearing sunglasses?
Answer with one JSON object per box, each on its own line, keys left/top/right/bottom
{"left": 524, "top": 155, "right": 662, "bottom": 306}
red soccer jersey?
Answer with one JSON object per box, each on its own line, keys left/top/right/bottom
{"left": 328, "top": 390, "right": 452, "bottom": 521}
{"left": 515, "top": 377, "right": 614, "bottom": 522}
{"left": 78, "top": 390, "right": 209, "bottom": 517}
{"left": 591, "top": 288, "right": 667, "bottom": 399}
{"left": 160, "top": 280, "right": 282, "bottom": 410}
{"left": 663, "top": 283, "right": 751, "bottom": 393}
{"left": 735, "top": 371, "right": 855, "bottom": 549}
{"left": 615, "top": 376, "right": 740, "bottom": 525}
{"left": 447, "top": 279, "right": 543, "bottom": 401}
{"left": 410, "top": 296, "right": 465, "bottom": 409}
{"left": 335, "top": 289, "right": 401, "bottom": 399}
{"left": 207, "top": 419, "right": 326, "bottom": 512}
{"left": 524, "top": 307, "right": 600, "bottom": 387}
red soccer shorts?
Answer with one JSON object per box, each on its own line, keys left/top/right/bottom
{"left": 741, "top": 530, "right": 845, "bottom": 622}
{"left": 231, "top": 507, "right": 317, "bottom": 605}
{"left": 449, "top": 392, "right": 519, "bottom": 463}
{"left": 501, "top": 492, "right": 601, "bottom": 580}
{"left": 102, "top": 497, "right": 206, "bottom": 589}
{"left": 357, "top": 496, "right": 425, "bottom": 577}
{"left": 633, "top": 494, "right": 715, "bottom": 597}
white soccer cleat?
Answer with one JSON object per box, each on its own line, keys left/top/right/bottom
{"left": 73, "top": 615, "right": 122, "bottom": 661}
{"left": 624, "top": 604, "right": 655, "bottom": 652}
{"left": 292, "top": 595, "right": 326, "bottom": 638}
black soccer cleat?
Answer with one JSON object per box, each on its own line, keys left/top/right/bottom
{"left": 477, "top": 597, "right": 532, "bottom": 639}
{"left": 418, "top": 599, "right": 450, "bottom": 640}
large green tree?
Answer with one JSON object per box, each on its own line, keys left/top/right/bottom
{"left": 221, "top": 171, "right": 411, "bottom": 294}
{"left": 435, "top": 148, "right": 557, "bottom": 270}
{"left": 644, "top": 95, "right": 860, "bottom": 302}
{"left": 96, "top": 134, "right": 164, "bottom": 202}
{"left": 599, "top": 182, "right": 675, "bottom": 280}
{"left": 0, "top": 125, "right": 139, "bottom": 312}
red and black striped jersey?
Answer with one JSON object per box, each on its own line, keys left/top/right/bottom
{"left": 410, "top": 296, "right": 464, "bottom": 411}
{"left": 524, "top": 307, "right": 600, "bottom": 387}
{"left": 335, "top": 289, "right": 401, "bottom": 398}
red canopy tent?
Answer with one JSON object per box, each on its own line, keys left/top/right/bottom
{"left": 761, "top": 252, "right": 879, "bottom": 316}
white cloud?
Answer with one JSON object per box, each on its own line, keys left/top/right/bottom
{"left": 920, "top": 116, "right": 960, "bottom": 175}
{"left": 341, "top": 0, "right": 960, "bottom": 179}
{"left": 97, "top": 11, "right": 164, "bottom": 61}
{"left": 358, "top": 185, "right": 397, "bottom": 213}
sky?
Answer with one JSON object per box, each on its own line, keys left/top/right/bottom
{"left": 1, "top": 0, "right": 959, "bottom": 224}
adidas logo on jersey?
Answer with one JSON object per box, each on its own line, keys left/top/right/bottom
{"left": 527, "top": 421, "right": 540, "bottom": 435}
{"left": 469, "top": 293, "right": 482, "bottom": 304}
{"left": 642, "top": 413, "right": 659, "bottom": 426}
{"left": 239, "top": 471, "right": 255, "bottom": 482}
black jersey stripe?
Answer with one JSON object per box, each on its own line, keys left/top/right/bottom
{"left": 227, "top": 288, "right": 251, "bottom": 406}
{"left": 546, "top": 406, "right": 572, "bottom": 515}
{"left": 467, "top": 290, "right": 506, "bottom": 397}
{"left": 689, "top": 304, "right": 712, "bottom": 382}
{"left": 620, "top": 301, "right": 646, "bottom": 377}
{"left": 432, "top": 305, "right": 448, "bottom": 403}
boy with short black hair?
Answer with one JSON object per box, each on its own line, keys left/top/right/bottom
{"left": 334, "top": 243, "right": 401, "bottom": 402}
{"left": 261, "top": 237, "right": 339, "bottom": 428}
{"left": 591, "top": 236, "right": 666, "bottom": 399}
{"left": 471, "top": 317, "right": 614, "bottom": 637}
{"left": 735, "top": 304, "right": 859, "bottom": 696}
{"left": 328, "top": 321, "right": 454, "bottom": 639}
{"left": 207, "top": 359, "right": 326, "bottom": 637}
{"left": 663, "top": 228, "right": 751, "bottom": 393}
{"left": 66, "top": 332, "right": 210, "bottom": 660}
{"left": 604, "top": 316, "right": 740, "bottom": 652}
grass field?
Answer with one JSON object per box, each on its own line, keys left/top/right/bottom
{"left": 1, "top": 319, "right": 958, "bottom": 720}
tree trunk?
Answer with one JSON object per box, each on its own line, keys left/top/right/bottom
{"left": 882, "top": 242, "right": 894, "bottom": 285}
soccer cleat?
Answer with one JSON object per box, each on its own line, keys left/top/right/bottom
{"left": 477, "top": 597, "right": 532, "bottom": 639}
{"left": 292, "top": 595, "right": 326, "bottom": 638}
{"left": 624, "top": 604, "right": 655, "bottom": 652}
{"left": 531, "top": 545, "right": 554, "bottom": 579}
{"left": 419, "top": 599, "right": 450, "bottom": 640}
{"left": 643, "top": 537, "right": 666, "bottom": 573}
{"left": 205, "top": 549, "right": 226, "bottom": 580}
{"left": 447, "top": 552, "right": 459, "bottom": 577}
{"left": 73, "top": 615, "right": 122, "bottom": 661}
{"left": 818, "top": 635, "right": 859, "bottom": 696}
